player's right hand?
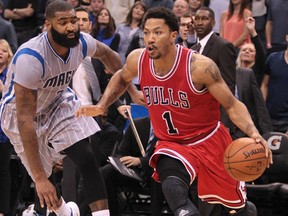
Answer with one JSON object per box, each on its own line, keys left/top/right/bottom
{"left": 35, "top": 178, "right": 61, "bottom": 211}
{"left": 76, "top": 105, "right": 105, "bottom": 117}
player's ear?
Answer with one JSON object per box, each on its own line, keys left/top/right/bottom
{"left": 170, "top": 31, "right": 178, "bottom": 43}
{"left": 45, "top": 20, "right": 51, "bottom": 31}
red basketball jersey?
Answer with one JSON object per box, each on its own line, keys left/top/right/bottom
{"left": 138, "top": 45, "right": 220, "bottom": 143}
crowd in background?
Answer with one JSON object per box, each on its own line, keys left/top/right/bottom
{"left": 0, "top": 0, "right": 288, "bottom": 215}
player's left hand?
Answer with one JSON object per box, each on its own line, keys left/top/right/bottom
{"left": 76, "top": 105, "right": 105, "bottom": 117}
{"left": 130, "top": 89, "right": 146, "bottom": 106}
{"left": 120, "top": 156, "right": 141, "bottom": 167}
{"left": 251, "top": 133, "right": 273, "bottom": 168}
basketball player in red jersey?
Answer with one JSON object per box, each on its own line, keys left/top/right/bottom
{"left": 77, "top": 7, "right": 273, "bottom": 216}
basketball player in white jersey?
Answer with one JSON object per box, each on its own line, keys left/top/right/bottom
{"left": 0, "top": 1, "right": 142, "bottom": 215}
{"left": 77, "top": 7, "right": 273, "bottom": 216}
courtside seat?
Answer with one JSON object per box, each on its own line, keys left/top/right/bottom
{"left": 246, "top": 132, "right": 288, "bottom": 216}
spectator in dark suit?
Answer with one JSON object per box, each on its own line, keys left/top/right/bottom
{"left": 192, "top": 6, "right": 237, "bottom": 134}
{"left": 233, "top": 67, "right": 273, "bottom": 140}
{"left": 101, "top": 117, "right": 164, "bottom": 216}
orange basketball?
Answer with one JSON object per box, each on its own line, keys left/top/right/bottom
{"left": 224, "top": 137, "right": 268, "bottom": 182}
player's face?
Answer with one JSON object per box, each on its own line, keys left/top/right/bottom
{"left": 48, "top": 10, "right": 80, "bottom": 48}
{"left": 76, "top": 11, "right": 92, "bottom": 33}
{"left": 194, "top": 10, "right": 215, "bottom": 39}
{"left": 143, "top": 18, "right": 178, "bottom": 59}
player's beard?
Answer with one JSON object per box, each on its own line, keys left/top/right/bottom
{"left": 51, "top": 26, "right": 80, "bottom": 48}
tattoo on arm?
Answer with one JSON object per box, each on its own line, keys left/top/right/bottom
{"left": 205, "top": 63, "right": 220, "bottom": 82}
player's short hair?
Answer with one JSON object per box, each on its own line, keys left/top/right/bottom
{"left": 45, "top": 0, "right": 74, "bottom": 20}
{"left": 142, "top": 7, "right": 179, "bottom": 33}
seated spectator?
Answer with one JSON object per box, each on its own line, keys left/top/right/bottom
{"left": 142, "top": 0, "right": 174, "bottom": 11}
{"left": 236, "top": 16, "right": 266, "bottom": 85}
{"left": 172, "top": 0, "right": 190, "bottom": 20}
{"left": 0, "top": 0, "right": 18, "bottom": 53}
{"left": 0, "top": 39, "right": 13, "bottom": 216}
{"left": 220, "top": 0, "right": 252, "bottom": 49}
{"left": 4, "top": 0, "right": 38, "bottom": 46}
{"left": 101, "top": 117, "right": 164, "bottom": 216}
{"left": 116, "top": 1, "right": 146, "bottom": 64}
{"left": 89, "top": 0, "right": 104, "bottom": 26}
{"left": 91, "top": 7, "right": 120, "bottom": 52}
{"left": 188, "top": 0, "right": 203, "bottom": 16}
{"left": 67, "top": 0, "right": 80, "bottom": 8}
{"left": 176, "top": 12, "right": 196, "bottom": 48}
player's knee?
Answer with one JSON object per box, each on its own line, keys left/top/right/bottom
{"left": 162, "top": 176, "right": 200, "bottom": 216}
{"left": 228, "top": 201, "right": 257, "bottom": 216}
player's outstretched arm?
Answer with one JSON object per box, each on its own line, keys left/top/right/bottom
{"left": 76, "top": 49, "right": 142, "bottom": 117}
{"left": 191, "top": 54, "right": 273, "bottom": 166}
{"left": 14, "top": 83, "right": 60, "bottom": 210}
{"left": 93, "top": 41, "right": 144, "bottom": 105}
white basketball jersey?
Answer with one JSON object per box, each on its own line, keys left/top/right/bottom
{"left": 0, "top": 31, "right": 97, "bottom": 115}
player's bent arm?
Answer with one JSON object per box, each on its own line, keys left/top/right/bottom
{"left": 196, "top": 57, "right": 259, "bottom": 137}
{"left": 14, "top": 83, "right": 47, "bottom": 181}
{"left": 98, "top": 49, "right": 141, "bottom": 109}
{"left": 194, "top": 57, "right": 273, "bottom": 164}
{"left": 77, "top": 49, "right": 141, "bottom": 117}
{"left": 93, "top": 41, "right": 144, "bottom": 104}
{"left": 93, "top": 40, "right": 122, "bottom": 73}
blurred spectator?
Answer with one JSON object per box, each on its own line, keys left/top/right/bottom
{"left": 220, "top": 0, "right": 252, "bottom": 48}
{"left": 105, "top": 0, "right": 135, "bottom": 27}
{"left": 252, "top": 0, "right": 267, "bottom": 45}
{"left": 36, "top": 0, "right": 48, "bottom": 26}
{"left": 265, "top": 0, "right": 288, "bottom": 54}
{"left": 101, "top": 117, "right": 164, "bottom": 216}
{"left": 206, "top": 0, "right": 229, "bottom": 34}
{"left": 0, "top": 0, "right": 17, "bottom": 53}
{"left": 261, "top": 34, "right": 288, "bottom": 134}
{"left": 89, "top": 0, "right": 104, "bottom": 26}
{"left": 91, "top": 7, "right": 120, "bottom": 52}
{"left": 115, "top": 1, "right": 146, "bottom": 64}
{"left": 172, "top": 0, "right": 189, "bottom": 19}
{"left": 0, "top": 39, "right": 13, "bottom": 216}
{"left": 80, "top": 0, "right": 92, "bottom": 12}
{"left": 67, "top": 0, "right": 80, "bottom": 8}
{"left": 176, "top": 12, "right": 196, "bottom": 48}
{"left": 142, "top": 0, "right": 174, "bottom": 11}
{"left": 236, "top": 16, "right": 266, "bottom": 85}
{"left": 4, "top": 0, "right": 38, "bottom": 46}
{"left": 188, "top": 0, "right": 203, "bottom": 16}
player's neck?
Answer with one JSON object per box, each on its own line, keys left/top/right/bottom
{"left": 153, "top": 45, "right": 177, "bottom": 76}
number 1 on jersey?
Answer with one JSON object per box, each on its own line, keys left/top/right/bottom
{"left": 162, "top": 111, "right": 179, "bottom": 135}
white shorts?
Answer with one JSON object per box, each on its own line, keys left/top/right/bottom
{"left": 1, "top": 90, "right": 100, "bottom": 180}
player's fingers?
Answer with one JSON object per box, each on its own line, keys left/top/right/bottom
{"left": 38, "top": 194, "right": 45, "bottom": 209}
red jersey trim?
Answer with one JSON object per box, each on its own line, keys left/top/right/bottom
{"left": 137, "top": 48, "right": 146, "bottom": 85}
{"left": 149, "top": 44, "right": 182, "bottom": 81}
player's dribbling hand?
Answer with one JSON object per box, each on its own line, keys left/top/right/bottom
{"left": 252, "top": 133, "right": 273, "bottom": 168}
{"left": 76, "top": 105, "right": 105, "bottom": 117}
{"left": 35, "top": 178, "right": 61, "bottom": 211}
